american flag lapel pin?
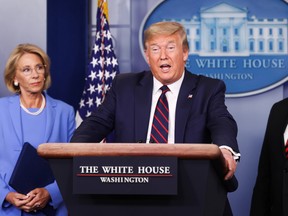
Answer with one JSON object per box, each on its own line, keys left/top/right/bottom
{"left": 188, "top": 94, "right": 193, "bottom": 99}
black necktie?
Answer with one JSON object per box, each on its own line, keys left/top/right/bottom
{"left": 150, "top": 85, "right": 169, "bottom": 143}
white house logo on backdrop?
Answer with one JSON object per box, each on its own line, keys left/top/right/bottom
{"left": 141, "top": 1, "right": 288, "bottom": 97}
{"left": 181, "top": 2, "right": 287, "bottom": 57}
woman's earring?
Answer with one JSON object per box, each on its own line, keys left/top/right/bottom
{"left": 14, "top": 81, "right": 19, "bottom": 86}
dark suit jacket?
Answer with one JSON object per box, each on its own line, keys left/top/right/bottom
{"left": 250, "top": 98, "right": 288, "bottom": 216}
{"left": 71, "top": 70, "right": 239, "bottom": 152}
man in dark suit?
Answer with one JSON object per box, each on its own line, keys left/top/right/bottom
{"left": 71, "top": 21, "right": 240, "bottom": 214}
{"left": 250, "top": 98, "right": 288, "bottom": 216}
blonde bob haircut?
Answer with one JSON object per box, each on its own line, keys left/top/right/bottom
{"left": 143, "top": 21, "right": 189, "bottom": 52}
{"left": 4, "top": 43, "right": 51, "bottom": 93}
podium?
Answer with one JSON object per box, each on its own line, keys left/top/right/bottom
{"left": 38, "top": 143, "right": 237, "bottom": 216}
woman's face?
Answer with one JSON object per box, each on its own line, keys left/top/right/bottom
{"left": 14, "top": 53, "right": 46, "bottom": 96}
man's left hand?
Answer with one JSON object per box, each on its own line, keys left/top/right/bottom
{"left": 220, "top": 148, "right": 237, "bottom": 180}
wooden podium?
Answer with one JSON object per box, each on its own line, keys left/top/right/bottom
{"left": 38, "top": 143, "right": 237, "bottom": 216}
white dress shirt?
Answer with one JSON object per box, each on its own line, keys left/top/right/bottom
{"left": 145, "top": 72, "right": 240, "bottom": 160}
{"left": 146, "top": 72, "right": 184, "bottom": 143}
{"left": 284, "top": 124, "right": 288, "bottom": 145}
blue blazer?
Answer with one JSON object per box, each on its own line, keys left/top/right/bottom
{"left": 71, "top": 70, "right": 239, "bottom": 153}
{"left": 0, "top": 93, "right": 75, "bottom": 216}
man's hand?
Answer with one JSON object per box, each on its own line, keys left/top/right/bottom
{"left": 220, "top": 148, "right": 237, "bottom": 180}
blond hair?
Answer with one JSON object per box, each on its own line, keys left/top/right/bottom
{"left": 4, "top": 43, "right": 51, "bottom": 93}
{"left": 144, "top": 21, "right": 189, "bottom": 51}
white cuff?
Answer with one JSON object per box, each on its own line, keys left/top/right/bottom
{"left": 219, "top": 145, "right": 241, "bottom": 161}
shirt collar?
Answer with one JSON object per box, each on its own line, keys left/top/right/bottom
{"left": 152, "top": 71, "right": 185, "bottom": 95}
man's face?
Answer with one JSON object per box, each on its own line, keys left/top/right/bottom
{"left": 145, "top": 33, "right": 188, "bottom": 85}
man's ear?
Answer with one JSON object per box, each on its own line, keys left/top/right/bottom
{"left": 183, "top": 49, "right": 189, "bottom": 61}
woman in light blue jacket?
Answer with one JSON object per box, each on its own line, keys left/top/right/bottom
{"left": 0, "top": 43, "right": 75, "bottom": 216}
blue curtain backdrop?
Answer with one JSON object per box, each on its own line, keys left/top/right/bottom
{"left": 47, "top": 0, "right": 89, "bottom": 110}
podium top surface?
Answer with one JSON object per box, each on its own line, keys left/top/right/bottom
{"left": 37, "top": 143, "right": 221, "bottom": 159}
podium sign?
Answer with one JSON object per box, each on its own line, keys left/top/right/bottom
{"left": 38, "top": 143, "right": 236, "bottom": 215}
{"left": 73, "top": 156, "right": 178, "bottom": 195}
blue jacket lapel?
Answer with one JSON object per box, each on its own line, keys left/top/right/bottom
{"left": 132, "top": 70, "right": 199, "bottom": 143}
{"left": 134, "top": 72, "right": 153, "bottom": 143}
{"left": 43, "top": 93, "right": 56, "bottom": 142}
{"left": 175, "top": 70, "right": 199, "bottom": 143}
{"left": 9, "top": 95, "right": 22, "bottom": 146}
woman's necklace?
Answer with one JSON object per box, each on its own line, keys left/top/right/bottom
{"left": 20, "top": 94, "right": 46, "bottom": 116}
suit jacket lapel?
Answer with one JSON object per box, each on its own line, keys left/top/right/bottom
{"left": 42, "top": 93, "right": 56, "bottom": 142}
{"left": 135, "top": 72, "right": 153, "bottom": 143}
{"left": 175, "top": 71, "right": 199, "bottom": 143}
{"left": 9, "top": 95, "right": 23, "bottom": 145}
